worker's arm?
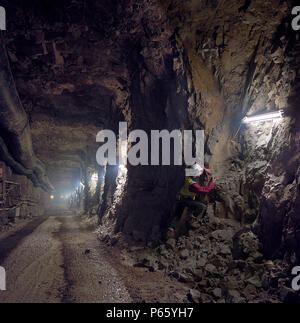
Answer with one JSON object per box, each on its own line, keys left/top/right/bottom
{"left": 189, "top": 180, "right": 215, "bottom": 194}
{"left": 198, "top": 164, "right": 213, "bottom": 175}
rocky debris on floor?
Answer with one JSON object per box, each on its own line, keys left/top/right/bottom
{"left": 132, "top": 208, "right": 298, "bottom": 303}
{"left": 187, "top": 289, "right": 201, "bottom": 303}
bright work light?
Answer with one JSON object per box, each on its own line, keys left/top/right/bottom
{"left": 91, "top": 173, "right": 98, "bottom": 181}
{"left": 119, "top": 164, "right": 127, "bottom": 176}
{"left": 242, "top": 110, "right": 283, "bottom": 124}
{"left": 119, "top": 165, "right": 127, "bottom": 171}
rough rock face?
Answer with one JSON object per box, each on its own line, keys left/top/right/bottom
{"left": 2, "top": 1, "right": 189, "bottom": 238}
{"left": 157, "top": 0, "right": 300, "bottom": 289}
{"left": 1, "top": 0, "right": 299, "bottom": 302}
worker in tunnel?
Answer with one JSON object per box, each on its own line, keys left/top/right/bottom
{"left": 169, "top": 163, "right": 216, "bottom": 238}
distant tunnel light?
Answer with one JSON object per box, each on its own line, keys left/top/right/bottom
{"left": 119, "top": 164, "right": 127, "bottom": 174}
{"left": 242, "top": 110, "right": 283, "bottom": 124}
{"left": 91, "top": 173, "right": 98, "bottom": 181}
{"left": 50, "top": 195, "right": 54, "bottom": 199}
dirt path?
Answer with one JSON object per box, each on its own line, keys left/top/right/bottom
{"left": 0, "top": 211, "right": 131, "bottom": 303}
{"left": 55, "top": 212, "right": 131, "bottom": 303}
{"left": 0, "top": 217, "right": 49, "bottom": 265}
{"left": 0, "top": 215, "right": 66, "bottom": 302}
{"left": 0, "top": 210, "right": 189, "bottom": 303}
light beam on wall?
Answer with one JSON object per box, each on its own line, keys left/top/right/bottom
{"left": 242, "top": 110, "right": 283, "bottom": 124}
{"left": 91, "top": 173, "right": 98, "bottom": 181}
{"left": 119, "top": 164, "right": 127, "bottom": 176}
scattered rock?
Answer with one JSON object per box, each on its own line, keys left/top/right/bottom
{"left": 205, "top": 264, "right": 218, "bottom": 274}
{"left": 219, "top": 245, "right": 232, "bottom": 255}
{"left": 200, "top": 293, "right": 214, "bottom": 303}
{"left": 211, "top": 229, "right": 233, "bottom": 242}
{"left": 179, "top": 249, "right": 189, "bottom": 260}
{"left": 212, "top": 288, "right": 222, "bottom": 299}
{"left": 187, "top": 289, "right": 201, "bottom": 303}
{"left": 242, "top": 284, "right": 257, "bottom": 299}
{"left": 196, "top": 257, "right": 207, "bottom": 267}
{"left": 279, "top": 286, "right": 296, "bottom": 302}
{"left": 130, "top": 199, "right": 286, "bottom": 303}
{"left": 247, "top": 275, "right": 262, "bottom": 288}
{"left": 227, "top": 290, "right": 244, "bottom": 303}
{"left": 166, "top": 238, "right": 176, "bottom": 250}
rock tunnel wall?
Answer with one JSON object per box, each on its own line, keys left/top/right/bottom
{"left": 96, "top": 1, "right": 190, "bottom": 245}
{"left": 98, "top": 0, "right": 300, "bottom": 266}
{"left": 0, "top": 1, "right": 299, "bottom": 277}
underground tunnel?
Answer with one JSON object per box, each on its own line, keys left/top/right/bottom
{"left": 0, "top": 0, "right": 299, "bottom": 305}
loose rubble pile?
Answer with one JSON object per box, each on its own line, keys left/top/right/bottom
{"left": 132, "top": 205, "right": 298, "bottom": 303}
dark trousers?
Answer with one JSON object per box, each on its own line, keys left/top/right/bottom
{"left": 175, "top": 199, "right": 206, "bottom": 219}
{"left": 171, "top": 198, "right": 206, "bottom": 229}
{"left": 170, "top": 198, "right": 207, "bottom": 237}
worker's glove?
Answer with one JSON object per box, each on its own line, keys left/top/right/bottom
{"left": 205, "top": 168, "right": 213, "bottom": 175}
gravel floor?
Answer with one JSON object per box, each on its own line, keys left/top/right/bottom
{"left": 0, "top": 209, "right": 189, "bottom": 303}
{"left": 0, "top": 210, "right": 131, "bottom": 303}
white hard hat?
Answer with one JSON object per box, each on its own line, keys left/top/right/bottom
{"left": 191, "top": 163, "right": 204, "bottom": 176}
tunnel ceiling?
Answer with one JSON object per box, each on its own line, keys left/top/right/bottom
{"left": 2, "top": 0, "right": 174, "bottom": 191}
{"left": 1, "top": 0, "right": 298, "bottom": 193}
{"left": 1, "top": 0, "right": 139, "bottom": 189}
